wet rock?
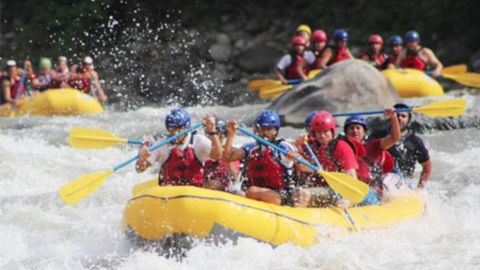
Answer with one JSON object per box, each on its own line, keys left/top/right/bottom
{"left": 470, "top": 49, "right": 480, "bottom": 72}
{"left": 269, "top": 60, "right": 401, "bottom": 127}
{"left": 236, "top": 45, "right": 283, "bottom": 73}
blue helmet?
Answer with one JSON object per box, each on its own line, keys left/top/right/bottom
{"left": 343, "top": 115, "right": 368, "bottom": 133}
{"left": 304, "top": 111, "right": 318, "bottom": 130}
{"left": 165, "top": 108, "right": 191, "bottom": 128}
{"left": 333, "top": 29, "right": 349, "bottom": 41}
{"left": 388, "top": 35, "right": 403, "bottom": 46}
{"left": 255, "top": 110, "right": 281, "bottom": 128}
{"left": 405, "top": 31, "right": 420, "bottom": 42}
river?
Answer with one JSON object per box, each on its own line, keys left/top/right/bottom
{"left": 1, "top": 98, "right": 479, "bottom": 270}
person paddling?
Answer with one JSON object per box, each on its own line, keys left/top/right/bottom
{"left": 68, "top": 56, "right": 108, "bottom": 102}
{"left": 309, "top": 30, "right": 328, "bottom": 70}
{"left": 343, "top": 108, "right": 401, "bottom": 200}
{"left": 293, "top": 111, "right": 360, "bottom": 208}
{"left": 31, "top": 58, "right": 53, "bottom": 93}
{"left": 395, "top": 31, "right": 443, "bottom": 77}
{"left": 296, "top": 24, "right": 312, "bottom": 47}
{"left": 136, "top": 108, "right": 223, "bottom": 187}
{"left": 318, "top": 29, "right": 355, "bottom": 69}
{"left": 382, "top": 35, "right": 403, "bottom": 70}
{"left": 1, "top": 60, "right": 33, "bottom": 106}
{"left": 359, "top": 35, "right": 387, "bottom": 69}
{"left": 275, "top": 36, "right": 314, "bottom": 83}
{"left": 223, "top": 110, "right": 302, "bottom": 206}
{"left": 203, "top": 118, "right": 240, "bottom": 191}
{"left": 50, "top": 56, "right": 70, "bottom": 88}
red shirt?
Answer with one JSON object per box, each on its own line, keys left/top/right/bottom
{"left": 318, "top": 140, "right": 358, "bottom": 172}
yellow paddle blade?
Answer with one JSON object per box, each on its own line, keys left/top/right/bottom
{"left": 413, "top": 99, "right": 467, "bottom": 117}
{"left": 132, "top": 179, "right": 158, "bottom": 197}
{"left": 307, "top": 69, "right": 323, "bottom": 78}
{"left": 259, "top": 85, "right": 293, "bottom": 99}
{"left": 69, "top": 127, "right": 128, "bottom": 149}
{"left": 442, "top": 65, "right": 467, "bottom": 74}
{"left": 247, "top": 80, "right": 281, "bottom": 91}
{"left": 59, "top": 169, "right": 114, "bottom": 205}
{"left": 442, "top": 73, "right": 480, "bottom": 88}
{"left": 317, "top": 170, "right": 369, "bottom": 204}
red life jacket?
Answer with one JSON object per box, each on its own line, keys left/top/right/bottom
{"left": 160, "top": 141, "right": 204, "bottom": 187}
{"left": 359, "top": 50, "right": 387, "bottom": 69}
{"left": 328, "top": 46, "right": 350, "bottom": 65}
{"left": 68, "top": 76, "right": 91, "bottom": 93}
{"left": 310, "top": 48, "right": 326, "bottom": 70}
{"left": 245, "top": 145, "right": 286, "bottom": 189}
{"left": 204, "top": 160, "right": 231, "bottom": 191}
{"left": 10, "top": 79, "right": 25, "bottom": 99}
{"left": 388, "top": 55, "right": 398, "bottom": 65}
{"left": 285, "top": 52, "right": 308, "bottom": 79}
{"left": 401, "top": 47, "right": 427, "bottom": 70}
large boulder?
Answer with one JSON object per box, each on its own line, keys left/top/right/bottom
{"left": 269, "top": 60, "right": 401, "bottom": 127}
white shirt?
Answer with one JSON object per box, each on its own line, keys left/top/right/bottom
{"left": 147, "top": 133, "right": 213, "bottom": 166}
{"left": 276, "top": 51, "right": 316, "bottom": 70}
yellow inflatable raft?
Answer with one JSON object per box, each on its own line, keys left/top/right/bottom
{"left": 0, "top": 88, "right": 104, "bottom": 117}
{"left": 382, "top": 68, "right": 444, "bottom": 97}
{"left": 122, "top": 184, "right": 425, "bottom": 248}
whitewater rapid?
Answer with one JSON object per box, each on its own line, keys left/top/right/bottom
{"left": 1, "top": 100, "right": 480, "bottom": 270}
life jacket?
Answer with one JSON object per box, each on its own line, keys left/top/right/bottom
{"left": 401, "top": 47, "right": 427, "bottom": 70}
{"left": 10, "top": 78, "right": 25, "bottom": 99}
{"left": 285, "top": 52, "right": 308, "bottom": 79}
{"left": 328, "top": 46, "right": 350, "bottom": 65}
{"left": 159, "top": 135, "right": 204, "bottom": 187}
{"left": 310, "top": 48, "right": 326, "bottom": 70}
{"left": 68, "top": 76, "right": 91, "bottom": 93}
{"left": 244, "top": 142, "right": 287, "bottom": 189}
{"left": 203, "top": 160, "right": 231, "bottom": 191}
{"left": 359, "top": 50, "right": 387, "bottom": 69}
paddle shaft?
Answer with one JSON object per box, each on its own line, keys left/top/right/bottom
{"left": 304, "top": 142, "right": 360, "bottom": 232}
{"left": 89, "top": 78, "right": 110, "bottom": 107}
{"left": 11, "top": 67, "right": 28, "bottom": 111}
{"left": 112, "top": 123, "right": 203, "bottom": 171}
{"left": 128, "top": 140, "right": 143, "bottom": 144}
{"left": 332, "top": 108, "right": 413, "bottom": 117}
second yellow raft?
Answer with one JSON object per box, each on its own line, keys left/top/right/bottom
{"left": 383, "top": 68, "right": 444, "bottom": 97}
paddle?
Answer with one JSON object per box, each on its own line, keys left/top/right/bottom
{"left": 442, "top": 64, "right": 467, "bottom": 74}
{"left": 259, "top": 85, "right": 295, "bottom": 99}
{"left": 9, "top": 67, "right": 28, "bottom": 117}
{"left": 59, "top": 123, "right": 203, "bottom": 205}
{"left": 248, "top": 69, "right": 323, "bottom": 91}
{"left": 237, "top": 127, "right": 369, "bottom": 204}
{"left": 89, "top": 78, "right": 111, "bottom": 109}
{"left": 69, "top": 127, "right": 142, "bottom": 149}
{"left": 332, "top": 99, "right": 466, "bottom": 118}
{"left": 440, "top": 73, "right": 480, "bottom": 88}
{"left": 303, "top": 141, "right": 360, "bottom": 232}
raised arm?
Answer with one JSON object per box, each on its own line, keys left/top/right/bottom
{"left": 380, "top": 107, "right": 401, "bottom": 150}
{"left": 222, "top": 120, "right": 247, "bottom": 162}
{"left": 204, "top": 114, "right": 223, "bottom": 160}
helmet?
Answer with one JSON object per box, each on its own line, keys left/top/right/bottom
{"left": 296, "top": 24, "right": 312, "bottom": 36}
{"left": 39, "top": 58, "right": 52, "bottom": 69}
{"left": 312, "top": 30, "right": 327, "bottom": 42}
{"left": 333, "top": 29, "right": 348, "bottom": 41}
{"left": 83, "top": 56, "right": 93, "bottom": 65}
{"left": 343, "top": 115, "right": 368, "bottom": 133}
{"left": 292, "top": 36, "right": 307, "bottom": 47}
{"left": 255, "top": 110, "right": 281, "bottom": 128}
{"left": 304, "top": 111, "right": 318, "bottom": 129}
{"left": 6, "top": 60, "right": 16, "bottom": 67}
{"left": 393, "top": 103, "right": 412, "bottom": 123}
{"left": 388, "top": 35, "right": 403, "bottom": 46}
{"left": 215, "top": 118, "right": 227, "bottom": 135}
{"left": 165, "top": 108, "right": 191, "bottom": 128}
{"left": 368, "top": 35, "right": 383, "bottom": 45}
{"left": 405, "top": 31, "right": 420, "bottom": 42}
{"left": 310, "top": 111, "right": 336, "bottom": 136}
{"left": 58, "top": 56, "right": 67, "bottom": 62}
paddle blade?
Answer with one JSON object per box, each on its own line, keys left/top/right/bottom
{"left": 247, "top": 80, "right": 281, "bottom": 91}
{"left": 318, "top": 170, "right": 369, "bottom": 204}
{"left": 69, "top": 127, "right": 127, "bottom": 149}
{"left": 132, "top": 179, "right": 158, "bottom": 197}
{"left": 259, "top": 85, "right": 293, "bottom": 99}
{"left": 413, "top": 99, "right": 467, "bottom": 117}
{"left": 442, "top": 73, "right": 480, "bottom": 88}
{"left": 442, "top": 65, "right": 467, "bottom": 74}
{"left": 307, "top": 69, "right": 323, "bottom": 78}
{"left": 59, "top": 170, "right": 114, "bottom": 205}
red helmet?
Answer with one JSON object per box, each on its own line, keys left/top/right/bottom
{"left": 369, "top": 35, "right": 383, "bottom": 45}
{"left": 310, "top": 111, "right": 336, "bottom": 136}
{"left": 292, "top": 36, "right": 307, "bottom": 47}
{"left": 312, "top": 30, "right": 327, "bottom": 42}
